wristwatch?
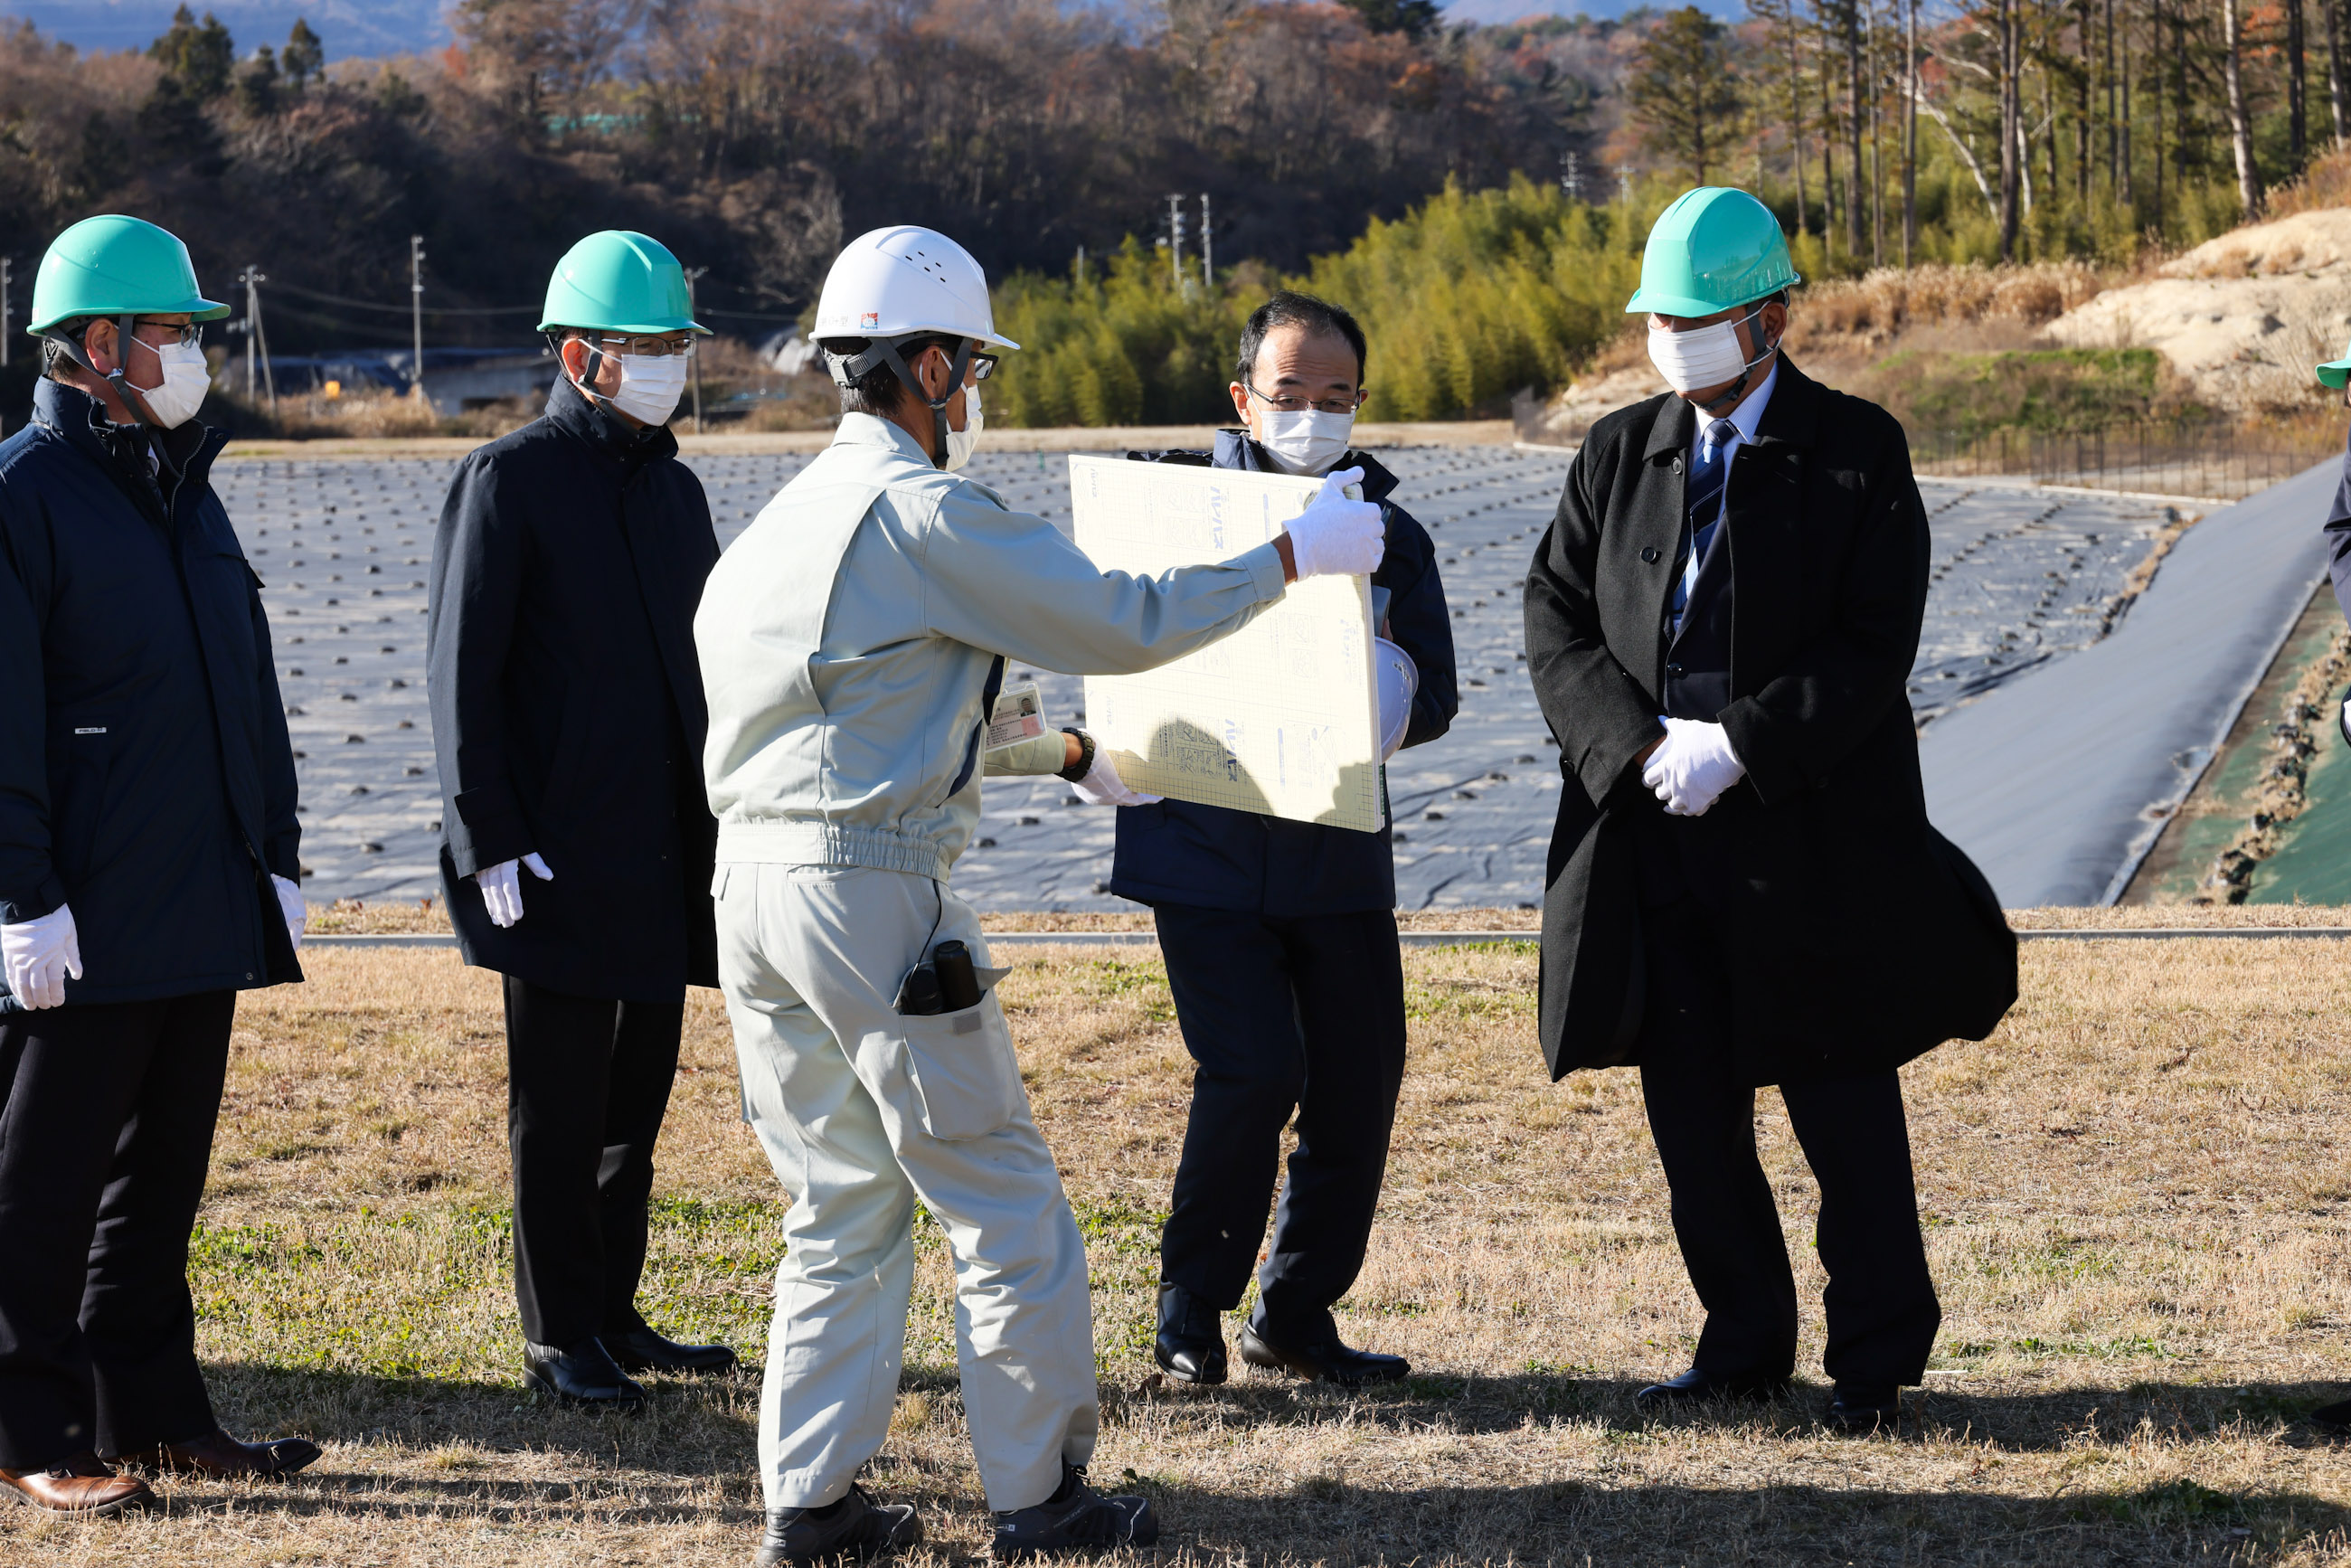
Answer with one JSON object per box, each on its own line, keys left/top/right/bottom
{"left": 1056, "top": 727, "right": 1096, "bottom": 784}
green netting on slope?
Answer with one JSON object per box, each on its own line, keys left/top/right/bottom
{"left": 2251, "top": 697, "right": 2351, "bottom": 902}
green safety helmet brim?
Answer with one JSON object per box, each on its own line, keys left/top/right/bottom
{"left": 538, "top": 230, "right": 709, "bottom": 335}
{"left": 1625, "top": 186, "right": 1802, "bottom": 318}
{"left": 2318, "top": 341, "right": 2351, "bottom": 389}
{"left": 26, "top": 214, "right": 230, "bottom": 336}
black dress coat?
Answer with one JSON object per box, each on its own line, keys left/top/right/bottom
{"left": 1111, "top": 433, "right": 1459, "bottom": 914}
{"left": 0, "top": 380, "right": 301, "bottom": 1011}
{"left": 1522, "top": 358, "right": 2016, "bottom": 1086}
{"left": 427, "top": 376, "right": 722, "bottom": 1003}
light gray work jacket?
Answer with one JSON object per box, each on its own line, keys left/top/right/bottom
{"left": 695, "top": 414, "right": 1289, "bottom": 882}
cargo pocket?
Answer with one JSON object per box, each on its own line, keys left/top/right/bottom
{"left": 896, "top": 997, "right": 1021, "bottom": 1141}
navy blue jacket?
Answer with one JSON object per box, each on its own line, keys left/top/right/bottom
{"left": 1109, "top": 433, "right": 1457, "bottom": 915}
{"left": 0, "top": 379, "right": 302, "bottom": 1010}
{"left": 2326, "top": 422, "right": 2351, "bottom": 625}
{"left": 428, "top": 375, "right": 722, "bottom": 1003}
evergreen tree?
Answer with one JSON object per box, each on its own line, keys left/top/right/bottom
{"left": 281, "top": 19, "right": 325, "bottom": 94}
{"left": 1628, "top": 7, "right": 1746, "bottom": 187}
{"left": 147, "top": 5, "right": 237, "bottom": 101}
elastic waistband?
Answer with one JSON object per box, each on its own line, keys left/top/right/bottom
{"left": 714, "top": 819, "right": 948, "bottom": 881}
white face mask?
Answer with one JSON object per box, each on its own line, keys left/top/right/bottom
{"left": 602, "top": 352, "right": 688, "bottom": 426}
{"left": 943, "top": 381, "right": 982, "bottom": 472}
{"left": 1253, "top": 406, "right": 1355, "bottom": 476}
{"left": 1646, "top": 305, "right": 1774, "bottom": 394}
{"left": 129, "top": 337, "right": 212, "bottom": 429}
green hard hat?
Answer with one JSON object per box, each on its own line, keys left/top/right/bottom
{"left": 1625, "top": 187, "right": 1801, "bottom": 318}
{"left": 27, "top": 214, "right": 230, "bottom": 336}
{"left": 2318, "top": 336, "right": 2351, "bottom": 390}
{"left": 538, "top": 230, "right": 708, "bottom": 335}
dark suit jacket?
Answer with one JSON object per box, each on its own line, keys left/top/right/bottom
{"left": 0, "top": 379, "right": 301, "bottom": 1010}
{"left": 1110, "top": 433, "right": 1458, "bottom": 914}
{"left": 427, "top": 376, "right": 722, "bottom": 1002}
{"left": 1522, "top": 358, "right": 2016, "bottom": 1085}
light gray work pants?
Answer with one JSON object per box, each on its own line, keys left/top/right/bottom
{"left": 713, "top": 862, "right": 1099, "bottom": 1514}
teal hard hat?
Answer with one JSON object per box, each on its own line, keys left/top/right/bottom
{"left": 538, "top": 230, "right": 709, "bottom": 335}
{"left": 2318, "top": 336, "right": 2351, "bottom": 390}
{"left": 1624, "top": 187, "right": 1801, "bottom": 318}
{"left": 27, "top": 214, "right": 230, "bottom": 336}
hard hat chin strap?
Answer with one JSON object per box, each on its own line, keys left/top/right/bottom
{"left": 42, "top": 315, "right": 153, "bottom": 428}
{"left": 1695, "top": 304, "right": 1776, "bottom": 418}
{"left": 821, "top": 334, "right": 975, "bottom": 468}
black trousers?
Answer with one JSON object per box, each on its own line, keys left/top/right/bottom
{"left": 502, "top": 977, "right": 685, "bottom": 1349}
{"left": 1154, "top": 904, "right": 1407, "bottom": 1340}
{"left": 1638, "top": 897, "right": 1941, "bottom": 1388}
{"left": 0, "top": 992, "right": 234, "bottom": 1469}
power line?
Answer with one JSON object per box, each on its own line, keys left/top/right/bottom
{"left": 267, "top": 278, "right": 541, "bottom": 316}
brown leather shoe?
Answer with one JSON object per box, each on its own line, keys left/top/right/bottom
{"left": 116, "top": 1428, "right": 321, "bottom": 1479}
{"left": 0, "top": 1451, "right": 154, "bottom": 1515}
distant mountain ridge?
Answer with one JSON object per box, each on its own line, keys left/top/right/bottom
{"left": 0, "top": 1, "right": 449, "bottom": 60}
{"left": 4, "top": 0, "right": 1729, "bottom": 61}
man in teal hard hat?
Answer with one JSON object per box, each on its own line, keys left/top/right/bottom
{"left": 427, "top": 230, "right": 735, "bottom": 1409}
{"left": 0, "top": 214, "right": 321, "bottom": 1513}
{"left": 1523, "top": 186, "right": 2016, "bottom": 1432}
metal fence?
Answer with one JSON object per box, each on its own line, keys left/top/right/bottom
{"left": 1908, "top": 419, "right": 2342, "bottom": 500}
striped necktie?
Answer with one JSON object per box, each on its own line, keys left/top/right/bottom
{"left": 1671, "top": 418, "right": 1739, "bottom": 632}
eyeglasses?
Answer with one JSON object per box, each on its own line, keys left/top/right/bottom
{"left": 968, "top": 353, "right": 999, "bottom": 383}
{"left": 588, "top": 334, "right": 696, "bottom": 358}
{"left": 1244, "top": 381, "right": 1363, "bottom": 416}
{"left": 130, "top": 319, "right": 203, "bottom": 348}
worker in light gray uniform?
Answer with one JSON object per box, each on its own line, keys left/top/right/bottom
{"left": 693, "top": 225, "right": 1386, "bottom": 1567}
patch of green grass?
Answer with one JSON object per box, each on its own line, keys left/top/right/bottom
{"left": 1864, "top": 346, "right": 2180, "bottom": 441}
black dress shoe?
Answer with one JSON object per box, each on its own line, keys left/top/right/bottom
{"left": 1634, "top": 1367, "right": 1790, "bottom": 1412}
{"left": 117, "top": 1427, "right": 322, "bottom": 1478}
{"left": 610, "top": 1325, "right": 740, "bottom": 1375}
{"left": 990, "top": 1461, "right": 1157, "bottom": 1559}
{"left": 1235, "top": 1319, "right": 1408, "bottom": 1386}
{"left": 1153, "top": 1282, "right": 1227, "bottom": 1385}
{"left": 1824, "top": 1384, "right": 1902, "bottom": 1434}
{"left": 753, "top": 1483, "right": 922, "bottom": 1566}
{"left": 524, "top": 1338, "right": 646, "bottom": 1410}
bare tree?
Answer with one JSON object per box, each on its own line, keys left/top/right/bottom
{"left": 2222, "top": 0, "right": 2263, "bottom": 217}
{"left": 2000, "top": 0, "right": 2021, "bottom": 259}
{"left": 2331, "top": 0, "right": 2348, "bottom": 148}
{"left": 1903, "top": 0, "right": 1918, "bottom": 262}
{"left": 2290, "top": 0, "right": 2309, "bottom": 167}
{"left": 1839, "top": 0, "right": 1865, "bottom": 254}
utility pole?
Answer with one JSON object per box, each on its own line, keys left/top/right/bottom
{"left": 1561, "top": 149, "right": 1582, "bottom": 202}
{"left": 239, "top": 265, "right": 275, "bottom": 409}
{"left": 1619, "top": 167, "right": 1633, "bottom": 206}
{"left": 1198, "top": 194, "right": 1213, "bottom": 289}
{"left": 409, "top": 233, "right": 427, "bottom": 402}
{"left": 1166, "top": 194, "right": 1186, "bottom": 289}
{"left": 684, "top": 265, "right": 707, "bottom": 433}
{"left": 1, "top": 257, "right": 11, "bottom": 370}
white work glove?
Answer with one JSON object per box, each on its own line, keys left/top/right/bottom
{"left": 272, "top": 874, "right": 307, "bottom": 951}
{"left": 1374, "top": 637, "right": 1419, "bottom": 761}
{"left": 1282, "top": 467, "right": 1385, "bottom": 579}
{"left": 1070, "top": 745, "right": 1162, "bottom": 808}
{"left": 1640, "top": 717, "right": 1747, "bottom": 817}
{"left": 477, "top": 852, "right": 553, "bottom": 928}
{"left": 2, "top": 904, "right": 83, "bottom": 1010}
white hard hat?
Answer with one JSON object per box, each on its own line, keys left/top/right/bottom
{"left": 812, "top": 226, "right": 1019, "bottom": 351}
{"left": 1374, "top": 637, "right": 1418, "bottom": 761}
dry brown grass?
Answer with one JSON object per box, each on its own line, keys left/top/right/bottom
{"left": 14, "top": 934, "right": 2351, "bottom": 1563}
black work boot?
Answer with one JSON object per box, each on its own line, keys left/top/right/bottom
{"left": 1153, "top": 1282, "right": 1228, "bottom": 1385}
{"left": 989, "top": 1461, "right": 1158, "bottom": 1559}
{"left": 752, "top": 1484, "right": 922, "bottom": 1566}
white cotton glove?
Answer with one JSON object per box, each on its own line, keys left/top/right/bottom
{"left": 477, "top": 852, "right": 553, "bottom": 928}
{"left": 1640, "top": 717, "right": 1747, "bottom": 817}
{"left": 1069, "top": 745, "right": 1162, "bottom": 807}
{"left": 2, "top": 904, "right": 84, "bottom": 1010}
{"left": 1374, "top": 637, "right": 1419, "bottom": 761}
{"left": 1281, "top": 467, "right": 1385, "bottom": 579}
{"left": 272, "top": 874, "right": 307, "bottom": 951}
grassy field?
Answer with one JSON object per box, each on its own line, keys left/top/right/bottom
{"left": 10, "top": 927, "right": 2351, "bottom": 1564}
